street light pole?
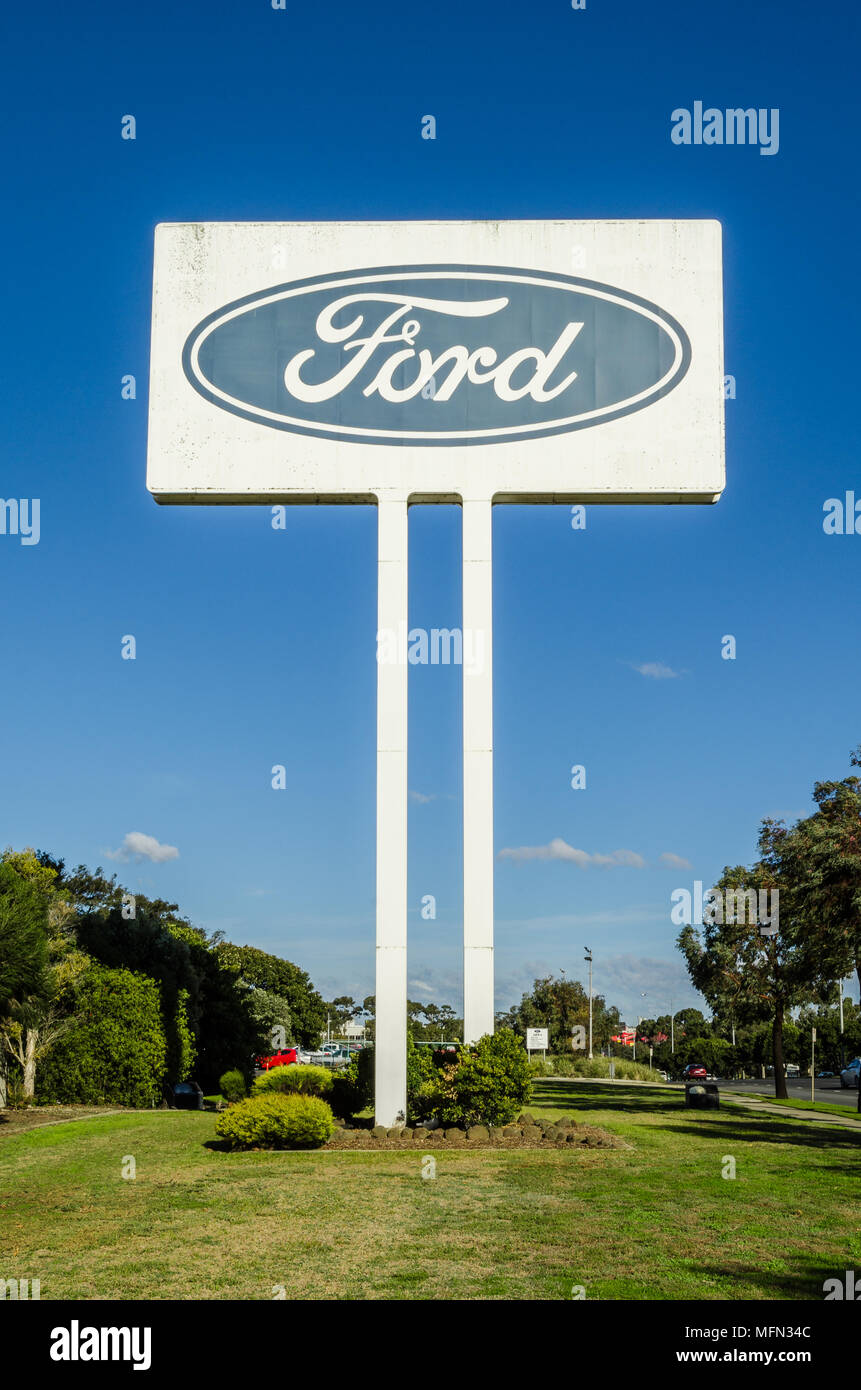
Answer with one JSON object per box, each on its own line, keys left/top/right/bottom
{"left": 584, "top": 948, "right": 593, "bottom": 1059}
{"left": 633, "top": 992, "right": 647, "bottom": 1064}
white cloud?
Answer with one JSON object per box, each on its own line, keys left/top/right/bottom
{"left": 409, "top": 790, "right": 435, "bottom": 804}
{"left": 498, "top": 837, "right": 645, "bottom": 868}
{"left": 631, "top": 661, "right": 682, "bottom": 680}
{"left": 106, "top": 831, "right": 179, "bottom": 864}
{"left": 660, "top": 852, "right": 693, "bottom": 870}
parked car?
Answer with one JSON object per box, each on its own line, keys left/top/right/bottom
{"left": 255, "top": 1046, "right": 298, "bottom": 1071}
{"left": 170, "top": 1081, "right": 204, "bottom": 1110}
{"left": 840, "top": 1058, "right": 861, "bottom": 1089}
{"left": 817, "top": 1071, "right": 835, "bottom": 1079}
{"left": 682, "top": 1063, "right": 707, "bottom": 1080}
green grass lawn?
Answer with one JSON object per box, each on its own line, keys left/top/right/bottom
{"left": 724, "top": 1093, "right": 861, "bottom": 1120}
{"left": 1, "top": 1080, "right": 858, "bottom": 1300}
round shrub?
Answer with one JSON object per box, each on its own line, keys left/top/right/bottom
{"left": 252, "top": 1064, "right": 333, "bottom": 1098}
{"left": 219, "top": 1069, "right": 247, "bottom": 1103}
{"left": 215, "top": 1093, "right": 335, "bottom": 1150}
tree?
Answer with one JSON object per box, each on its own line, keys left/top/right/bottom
{"left": 247, "top": 987, "right": 292, "bottom": 1048}
{"left": 57, "top": 861, "right": 184, "bottom": 927}
{"left": 327, "top": 996, "right": 360, "bottom": 1033}
{"left": 0, "top": 858, "right": 48, "bottom": 1010}
{"left": 215, "top": 943, "right": 326, "bottom": 1048}
{"left": 168, "top": 926, "right": 267, "bottom": 1088}
{"left": 499, "top": 974, "right": 618, "bottom": 1054}
{"left": 768, "top": 754, "right": 861, "bottom": 1002}
{"left": 678, "top": 834, "right": 813, "bottom": 1099}
{"left": 797, "top": 1000, "right": 861, "bottom": 1072}
{"left": 76, "top": 908, "right": 200, "bottom": 1084}
{"left": 37, "top": 964, "right": 168, "bottom": 1108}
{"left": 673, "top": 1008, "right": 711, "bottom": 1039}
{"left": 0, "top": 850, "right": 57, "bottom": 1104}
{"left": 0, "top": 893, "right": 88, "bottom": 1099}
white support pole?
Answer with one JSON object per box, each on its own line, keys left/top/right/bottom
{"left": 462, "top": 497, "right": 495, "bottom": 1044}
{"left": 374, "top": 493, "right": 408, "bottom": 1126}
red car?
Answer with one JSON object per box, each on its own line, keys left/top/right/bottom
{"left": 683, "top": 1063, "right": 707, "bottom": 1080}
{"left": 255, "top": 1047, "right": 298, "bottom": 1071}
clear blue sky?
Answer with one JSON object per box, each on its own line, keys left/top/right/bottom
{"left": 1, "top": 0, "right": 858, "bottom": 1023}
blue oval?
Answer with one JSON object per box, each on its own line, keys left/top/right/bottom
{"left": 182, "top": 265, "right": 691, "bottom": 446}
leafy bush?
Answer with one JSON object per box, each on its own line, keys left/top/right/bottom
{"left": 354, "top": 1046, "right": 374, "bottom": 1106}
{"left": 528, "top": 1056, "right": 552, "bottom": 1076}
{"left": 37, "top": 964, "right": 167, "bottom": 1108}
{"left": 330, "top": 1062, "right": 363, "bottom": 1119}
{"left": 219, "top": 1069, "right": 247, "bottom": 1102}
{"left": 252, "top": 1064, "right": 333, "bottom": 1098}
{"left": 214, "top": 1092, "right": 334, "bottom": 1149}
{"left": 420, "top": 1029, "right": 532, "bottom": 1127}
{"left": 407, "top": 1038, "right": 439, "bottom": 1122}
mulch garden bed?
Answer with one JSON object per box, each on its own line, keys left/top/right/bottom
{"left": 324, "top": 1111, "right": 622, "bottom": 1150}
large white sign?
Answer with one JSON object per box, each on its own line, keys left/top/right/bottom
{"left": 147, "top": 220, "right": 724, "bottom": 505}
{"left": 146, "top": 219, "right": 725, "bottom": 1128}
{"left": 526, "top": 1028, "right": 549, "bottom": 1051}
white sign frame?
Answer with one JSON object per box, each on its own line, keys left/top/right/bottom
{"left": 148, "top": 220, "right": 723, "bottom": 506}
{"left": 146, "top": 220, "right": 725, "bottom": 1127}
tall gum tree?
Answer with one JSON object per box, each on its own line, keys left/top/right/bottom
{"left": 765, "top": 748, "right": 861, "bottom": 1110}
{"left": 677, "top": 831, "right": 812, "bottom": 1100}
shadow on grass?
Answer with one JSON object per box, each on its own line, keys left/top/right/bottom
{"left": 696, "top": 1259, "right": 839, "bottom": 1301}
{"left": 650, "top": 1117, "right": 861, "bottom": 1151}
{"left": 532, "top": 1081, "right": 861, "bottom": 1152}
{"left": 533, "top": 1081, "right": 685, "bottom": 1113}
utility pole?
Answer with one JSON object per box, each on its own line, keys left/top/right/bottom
{"left": 584, "top": 948, "right": 593, "bottom": 1059}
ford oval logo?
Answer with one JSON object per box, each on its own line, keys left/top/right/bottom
{"left": 182, "top": 265, "right": 692, "bottom": 446}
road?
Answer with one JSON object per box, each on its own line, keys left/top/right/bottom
{"left": 720, "top": 1076, "right": 858, "bottom": 1107}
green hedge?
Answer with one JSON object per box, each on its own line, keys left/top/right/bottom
{"left": 215, "top": 1093, "right": 334, "bottom": 1149}
{"left": 37, "top": 964, "right": 167, "bottom": 1108}
{"left": 529, "top": 1054, "right": 659, "bottom": 1082}
{"left": 252, "top": 1064, "right": 333, "bottom": 1098}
